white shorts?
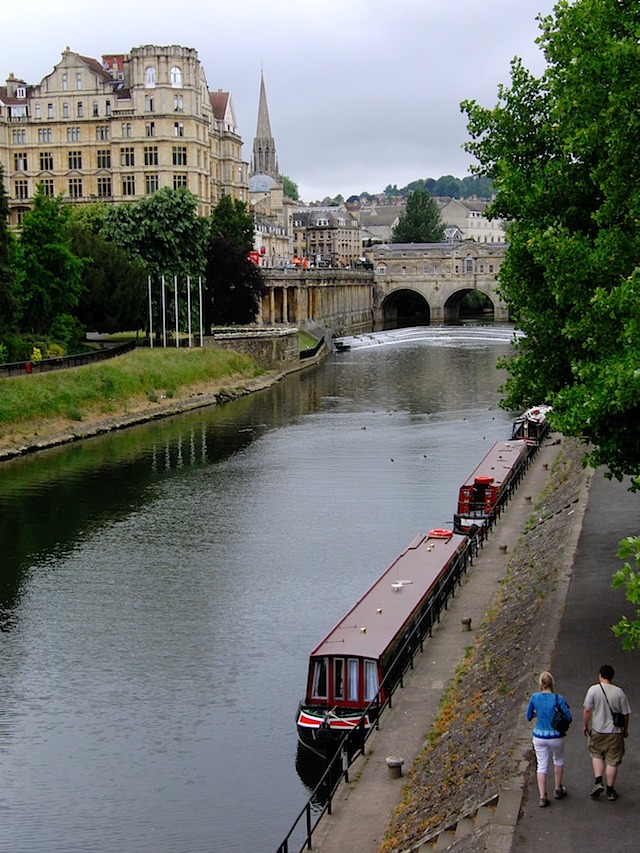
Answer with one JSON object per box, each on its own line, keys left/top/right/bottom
{"left": 532, "top": 736, "right": 565, "bottom": 774}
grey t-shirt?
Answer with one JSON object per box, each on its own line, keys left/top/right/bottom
{"left": 584, "top": 682, "right": 631, "bottom": 733}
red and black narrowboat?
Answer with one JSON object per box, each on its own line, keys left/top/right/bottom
{"left": 453, "top": 439, "right": 531, "bottom": 535}
{"left": 296, "top": 529, "right": 468, "bottom": 756}
{"left": 511, "top": 405, "right": 552, "bottom": 446}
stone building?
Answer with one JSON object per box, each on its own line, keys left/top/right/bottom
{"left": 0, "top": 45, "right": 248, "bottom": 227}
{"left": 292, "top": 206, "right": 362, "bottom": 268}
{"left": 437, "top": 197, "right": 505, "bottom": 243}
{"left": 247, "top": 73, "right": 293, "bottom": 266}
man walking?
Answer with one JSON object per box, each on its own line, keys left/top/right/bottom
{"left": 583, "top": 664, "right": 631, "bottom": 801}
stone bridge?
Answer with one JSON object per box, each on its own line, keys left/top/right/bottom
{"left": 259, "top": 241, "right": 508, "bottom": 334}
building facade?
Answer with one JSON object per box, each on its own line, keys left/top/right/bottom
{"left": 292, "top": 206, "right": 362, "bottom": 268}
{"left": 0, "top": 45, "right": 248, "bottom": 227}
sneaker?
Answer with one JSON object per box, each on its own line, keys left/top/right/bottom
{"left": 554, "top": 786, "right": 567, "bottom": 799}
{"left": 539, "top": 796, "right": 549, "bottom": 808}
{"left": 590, "top": 781, "right": 605, "bottom": 798}
{"left": 607, "top": 788, "right": 618, "bottom": 801}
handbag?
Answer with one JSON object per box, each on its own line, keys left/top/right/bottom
{"left": 600, "top": 684, "right": 626, "bottom": 728}
{"left": 551, "top": 695, "right": 571, "bottom": 735}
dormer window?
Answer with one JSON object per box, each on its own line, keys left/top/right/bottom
{"left": 16, "top": 86, "right": 26, "bottom": 99}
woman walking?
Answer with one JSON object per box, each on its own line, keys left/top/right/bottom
{"left": 526, "top": 670, "right": 572, "bottom": 807}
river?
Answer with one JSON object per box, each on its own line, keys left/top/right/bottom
{"left": 0, "top": 325, "right": 517, "bottom": 853}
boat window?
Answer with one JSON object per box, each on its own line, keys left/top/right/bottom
{"left": 311, "top": 658, "right": 328, "bottom": 699}
{"left": 364, "top": 660, "right": 379, "bottom": 702}
{"left": 333, "top": 658, "right": 344, "bottom": 700}
{"left": 348, "top": 659, "right": 359, "bottom": 701}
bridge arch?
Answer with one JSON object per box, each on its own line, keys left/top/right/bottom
{"left": 381, "top": 287, "right": 430, "bottom": 328}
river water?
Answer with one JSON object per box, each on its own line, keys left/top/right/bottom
{"left": 0, "top": 326, "right": 517, "bottom": 853}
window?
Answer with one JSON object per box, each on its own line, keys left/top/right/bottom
{"left": 145, "top": 66, "right": 156, "bottom": 87}
{"left": 68, "top": 151, "right": 82, "bottom": 170}
{"left": 35, "top": 104, "right": 42, "bottom": 119}
{"left": 465, "top": 256, "right": 474, "bottom": 274}
{"left": 40, "top": 152, "right": 54, "bottom": 171}
{"left": 63, "top": 102, "right": 69, "bottom": 118}
{"left": 16, "top": 86, "right": 26, "bottom": 99}
{"left": 122, "top": 122, "right": 132, "bottom": 138}
{"left": 41, "top": 179, "right": 54, "bottom": 197}
{"left": 348, "top": 659, "right": 359, "bottom": 701}
{"left": 14, "top": 179, "right": 28, "bottom": 199}
{"left": 93, "top": 101, "right": 99, "bottom": 117}
{"left": 68, "top": 177, "right": 83, "bottom": 198}
{"left": 170, "top": 66, "right": 182, "bottom": 87}
{"left": 47, "top": 103, "right": 54, "bottom": 118}
{"left": 120, "top": 146, "right": 134, "bottom": 167}
{"left": 67, "top": 126, "right": 81, "bottom": 142}
{"left": 145, "top": 174, "right": 159, "bottom": 194}
{"left": 97, "top": 149, "right": 111, "bottom": 169}
{"left": 311, "top": 658, "right": 328, "bottom": 699}
{"left": 174, "top": 94, "right": 184, "bottom": 112}
{"left": 96, "top": 125, "right": 109, "bottom": 141}
{"left": 334, "top": 658, "right": 345, "bottom": 700}
{"left": 12, "top": 129, "right": 26, "bottom": 144}
{"left": 62, "top": 73, "right": 68, "bottom": 91}
{"left": 145, "top": 121, "right": 155, "bottom": 137}
{"left": 122, "top": 174, "right": 135, "bottom": 196}
{"left": 174, "top": 121, "right": 184, "bottom": 137}
{"left": 105, "top": 100, "right": 111, "bottom": 116}
{"left": 38, "top": 129, "right": 52, "bottom": 143}
{"left": 173, "top": 173, "right": 187, "bottom": 190}
{"left": 76, "top": 72, "right": 82, "bottom": 90}
{"left": 364, "top": 660, "right": 379, "bottom": 702}
{"left": 144, "top": 95, "right": 154, "bottom": 112}
{"left": 144, "top": 146, "right": 158, "bottom": 166}
{"left": 77, "top": 101, "right": 83, "bottom": 117}
{"left": 13, "top": 152, "right": 28, "bottom": 171}
{"left": 97, "top": 176, "right": 112, "bottom": 198}
{"left": 172, "top": 146, "right": 187, "bottom": 166}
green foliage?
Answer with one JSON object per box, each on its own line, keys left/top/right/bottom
{"left": 209, "top": 195, "right": 254, "bottom": 254}
{"left": 431, "top": 175, "right": 464, "bottom": 198}
{"left": 0, "top": 165, "right": 20, "bottom": 332}
{"left": 68, "top": 222, "right": 147, "bottom": 334}
{"left": 204, "top": 236, "right": 266, "bottom": 325}
{"left": 391, "top": 188, "right": 446, "bottom": 243}
{"left": 48, "top": 313, "right": 85, "bottom": 353}
{"left": 102, "top": 187, "right": 208, "bottom": 280}
{"left": 18, "top": 187, "right": 85, "bottom": 336}
{"left": 612, "top": 535, "right": 640, "bottom": 649}
{"left": 461, "top": 0, "right": 640, "bottom": 484}
{"left": 281, "top": 175, "right": 300, "bottom": 201}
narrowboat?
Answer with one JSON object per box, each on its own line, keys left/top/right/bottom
{"left": 511, "top": 405, "right": 552, "bottom": 445}
{"left": 453, "top": 439, "right": 531, "bottom": 535}
{"left": 296, "top": 529, "right": 468, "bottom": 756}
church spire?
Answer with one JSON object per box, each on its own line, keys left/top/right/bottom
{"left": 251, "top": 71, "right": 279, "bottom": 180}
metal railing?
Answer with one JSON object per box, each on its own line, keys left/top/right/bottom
{"left": 0, "top": 341, "right": 136, "bottom": 377}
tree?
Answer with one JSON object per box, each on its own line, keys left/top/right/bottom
{"left": 18, "top": 187, "right": 85, "bottom": 336}
{"left": 462, "top": 0, "right": 640, "bottom": 647}
{"left": 462, "top": 0, "right": 640, "bottom": 482}
{"left": 391, "top": 188, "right": 445, "bottom": 243}
{"left": 204, "top": 196, "right": 266, "bottom": 326}
{"left": 210, "top": 195, "right": 254, "bottom": 253}
{"left": 68, "top": 224, "right": 147, "bottom": 333}
{"left": 102, "top": 187, "right": 208, "bottom": 280}
{"left": 204, "top": 236, "right": 266, "bottom": 326}
{"left": 0, "top": 165, "right": 20, "bottom": 333}
{"left": 282, "top": 175, "right": 300, "bottom": 201}
{"left": 432, "top": 175, "right": 464, "bottom": 198}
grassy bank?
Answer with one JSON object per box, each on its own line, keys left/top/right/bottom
{"left": 0, "top": 347, "right": 265, "bottom": 434}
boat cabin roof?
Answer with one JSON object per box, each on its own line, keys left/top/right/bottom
{"left": 310, "top": 531, "right": 467, "bottom": 661}
{"left": 460, "top": 440, "right": 528, "bottom": 490}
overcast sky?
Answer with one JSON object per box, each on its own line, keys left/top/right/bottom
{"left": 5, "top": 0, "right": 558, "bottom": 203}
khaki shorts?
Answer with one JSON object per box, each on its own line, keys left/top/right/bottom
{"left": 588, "top": 732, "right": 625, "bottom": 767}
